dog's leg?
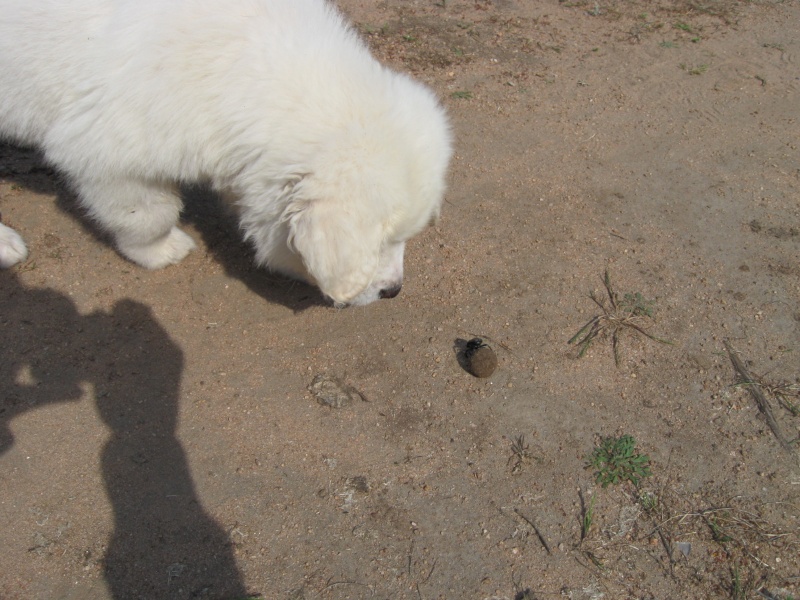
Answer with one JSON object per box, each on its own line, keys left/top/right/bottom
{"left": 76, "top": 177, "right": 196, "bottom": 269}
{"left": 0, "top": 222, "right": 29, "bottom": 268}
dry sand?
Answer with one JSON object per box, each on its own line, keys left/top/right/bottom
{"left": 1, "top": 1, "right": 799, "bottom": 598}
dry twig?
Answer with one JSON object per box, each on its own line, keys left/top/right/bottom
{"left": 724, "top": 341, "right": 794, "bottom": 452}
{"left": 514, "top": 508, "right": 552, "bottom": 554}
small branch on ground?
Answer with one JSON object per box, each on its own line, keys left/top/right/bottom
{"left": 723, "top": 340, "right": 795, "bottom": 453}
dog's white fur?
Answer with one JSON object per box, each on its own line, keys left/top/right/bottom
{"left": 0, "top": 0, "right": 451, "bottom": 306}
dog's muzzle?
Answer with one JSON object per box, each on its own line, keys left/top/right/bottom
{"left": 379, "top": 284, "right": 402, "bottom": 299}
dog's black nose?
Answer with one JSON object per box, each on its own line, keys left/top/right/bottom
{"left": 379, "top": 284, "right": 402, "bottom": 299}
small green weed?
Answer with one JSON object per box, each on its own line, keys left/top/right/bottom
{"left": 659, "top": 40, "right": 677, "bottom": 48}
{"left": 731, "top": 566, "right": 743, "bottom": 600}
{"left": 730, "top": 565, "right": 756, "bottom": 600}
{"left": 639, "top": 491, "right": 658, "bottom": 513}
{"left": 581, "top": 493, "right": 596, "bottom": 541}
{"left": 618, "top": 291, "right": 655, "bottom": 318}
{"left": 680, "top": 63, "right": 708, "bottom": 75}
{"left": 587, "top": 434, "right": 652, "bottom": 487}
{"left": 508, "top": 434, "right": 535, "bottom": 474}
{"left": 568, "top": 270, "right": 671, "bottom": 366}
{"left": 450, "top": 90, "right": 473, "bottom": 99}
{"left": 674, "top": 21, "right": 692, "bottom": 32}
{"left": 360, "top": 23, "right": 391, "bottom": 37}
{"left": 707, "top": 516, "right": 733, "bottom": 543}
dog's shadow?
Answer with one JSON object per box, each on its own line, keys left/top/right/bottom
{"left": 180, "top": 183, "right": 324, "bottom": 311}
{"left": 0, "top": 143, "right": 324, "bottom": 311}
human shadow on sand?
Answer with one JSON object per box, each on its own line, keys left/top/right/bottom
{"left": 0, "top": 272, "right": 250, "bottom": 599}
{"left": 1, "top": 142, "right": 324, "bottom": 312}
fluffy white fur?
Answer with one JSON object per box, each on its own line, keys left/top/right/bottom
{"left": 0, "top": 0, "right": 451, "bottom": 306}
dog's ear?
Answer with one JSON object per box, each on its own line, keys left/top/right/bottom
{"left": 286, "top": 199, "right": 382, "bottom": 305}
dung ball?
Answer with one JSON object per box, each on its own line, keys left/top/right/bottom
{"left": 465, "top": 339, "right": 497, "bottom": 378}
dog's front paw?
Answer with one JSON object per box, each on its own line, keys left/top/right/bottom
{"left": 0, "top": 222, "right": 29, "bottom": 268}
{"left": 118, "top": 227, "right": 197, "bottom": 269}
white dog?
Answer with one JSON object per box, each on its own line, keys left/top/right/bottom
{"left": 0, "top": 0, "right": 451, "bottom": 306}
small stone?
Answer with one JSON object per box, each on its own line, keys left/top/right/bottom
{"left": 467, "top": 345, "right": 497, "bottom": 378}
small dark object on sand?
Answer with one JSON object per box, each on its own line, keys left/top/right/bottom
{"left": 465, "top": 337, "right": 497, "bottom": 378}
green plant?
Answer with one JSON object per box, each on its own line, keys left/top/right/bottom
{"left": 587, "top": 435, "right": 652, "bottom": 487}
{"left": 730, "top": 565, "right": 755, "bottom": 600}
{"left": 508, "top": 434, "right": 534, "bottom": 474}
{"left": 680, "top": 62, "right": 708, "bottom": 75}
{"left": 450, "top": 90, "right": 472, "bottom": 99}
{"left": 581, "top": 493, "right": 596, "bottom": 541}
{"left": 617, "top": 291, "right": 655, "bottom": 317}
{"left": 639, "top": 491, "right": 658, "bottom": 512}
{"left": 568, "top": 270, "right": 671, "bottom": 366}
{"left": 731, "top": 566, "right": 743, "bottom": 600}
{"left": 706, "top": 516, "right": 733, "bottom": 543}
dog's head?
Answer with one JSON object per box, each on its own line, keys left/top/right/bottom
{"left": 285, "top": 197, "right": 408, "bottom": 307}
{"left": 242, "top": 79, "right": 451, "bottom": 307}
{"left": 282, "top": 140, "right": 447, "bottom": 306}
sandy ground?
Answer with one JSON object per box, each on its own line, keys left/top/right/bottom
{"left": 1, "top": 1, "right": 799, "bottom": 599}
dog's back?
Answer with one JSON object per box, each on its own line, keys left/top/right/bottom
{"left": 0, "top": 0, "right": 379, "bottom": 181}
{"left": 0, "top": 0, "right": 451, "bottom": 305}
{"left": 0, "top": 0, "right": 111, "bottom": 145}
